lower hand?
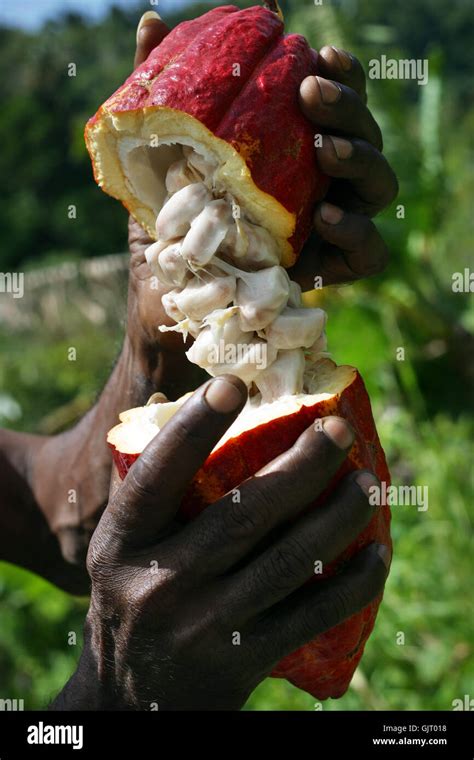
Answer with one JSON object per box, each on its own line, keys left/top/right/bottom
{"left": 55, "top": 376, "right": 390, "bottom": 710}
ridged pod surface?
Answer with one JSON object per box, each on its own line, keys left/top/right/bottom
{"left": 109, "top": 365, "right": 391, "bottom": 700}
{"left": 85, "top": 5, "right": 329, "bottom": 266}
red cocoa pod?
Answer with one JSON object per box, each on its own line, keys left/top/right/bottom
{"left": 88, "top": 1, "right": 390, "bottom": 701}
{"left": 108, "top": 360, "right": 391, "bottom": 700}
{"left": 85, "top": 3, "right": 329, "bottom": 266}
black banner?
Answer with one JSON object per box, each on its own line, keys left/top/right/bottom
{"left": 0, "top": 710, "right": 472, "bottom": 757}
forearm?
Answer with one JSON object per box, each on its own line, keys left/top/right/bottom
{"left": 0, "top": 436, "right": 87, "bottom": 592}
{"left": 29, "top": 337, "right": 168, "bottom": 557}
{"left": 0, "top": 337, "right": 170, "bottom": 584}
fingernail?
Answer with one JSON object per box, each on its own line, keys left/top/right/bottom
{"left": 316, "top": 76, "right": 341, "bottom": 104}
{"left": 320, "top": 202, "right": 344, "bottom": 225}
{"left": 355, "top": 471, "right": 380, "bottom": 497}
{"left": 322, "top": 416, "right": 354, "bottom": 449}
{"left": 329, "top": 136, "right": 353, "bottom": 160}
{"left": 331, "top": 46, "right": 353, "bottom": 72}
{"left": 137, "top": 10, "right": 162, "bottom": 43}
{"left": 205, "top": 377, "right": 245, "bottom": 413}
{"left": 376, "top": 543, "right": 391, "bottom": 570}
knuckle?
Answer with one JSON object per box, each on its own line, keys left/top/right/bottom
{"left": 336, "top": 480, "right": 375, "bottom": 530}
{"left": 374, "top": 127, "right": 383, "bottom": 152}
{"left": 222, "top": 496, "right": 270, "bottom": 541}
{"left": 313, "top": 599, "right": 338, "bottom": 633}
{"left": 298, "top": 603, "right": 324, "bottom": 640}
{"left": 86, "top": 533, "right": 108, "bottom": 580}
{"left": 352, "top": 220, "right": 390, "bottom": 276}
{"left": 363, "top": 557, "right": 388, "bottom": 601}
{"left": 385, "top": 167, "right": 399, "bottom": 206}
{"left": 367, "top": 114, "right": 384, "bottom": 151}
{"left": 125, "top": 465, "right": 157, "bottom": 505}
{"left": 347, "top": 52, "right": 362, "bottom": 72}
{"left": 131, "top": 565, "right": 176, "bottom": 612}
{"left": 351, "top": 138, "right": 379, "bottom": 176}
{"left": 290, "top": 437, "right": 325, "bottom": 470}
{"left": 319, "top": 153, "right": 349, "bottom": 179}
{"left": 264, "top": 537, "right": 312, "bottom": 593}
{"left": 350, "top": 216, "right": 376, "bottom": 253}
{"left": 333, "top": 586, "right": 352, "bottom": 620}
{"left": 318, "top": 586, "right": 352, "bottom": 630}
{"left": 319, "top": 247, "right": 359, "bottom": 285}
{"left": 356, "top": 494, "right": 376, "bottom": 528}
{"left": 343, "top": 85, "right": 361, "bottom": 122}
{"left": 327, "top": 500, "right": 354, "bottom": 537}
{"left": 85, "top": 516, "right": 123, "bottom": 581}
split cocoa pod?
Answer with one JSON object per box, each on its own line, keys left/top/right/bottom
{"left": 86, "top": 2, "right": 391, "bottom": 701}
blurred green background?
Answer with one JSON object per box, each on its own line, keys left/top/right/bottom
{"left": 0, "top": 0, "right": 472, "bottom": 710}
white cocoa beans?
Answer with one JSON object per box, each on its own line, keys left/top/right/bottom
{"left": 186, "top": 314, "right": 277, "bottom": 384}
{"left": 156, "top": 183, "right": 211, "bottom": 241}
{"left": 165, "top": 159, "right": 194, "bottom": 194}
{"left": 236, "top": 266, "right": 290, "bottom": 331}
{"left": 161, "top": 291, "right": 185, "bottom": 323}
{"left": 263, "top": 307, "right": 326, "bottom": 350}
{"left": 180, "top": 199, "right": 232, "bottom": 268}
{"left": 150, "top": 148, "right": 330, "bottom": 397}
{"left": 183, "top": 146, "right": 217, "bottom": 179}
{"left": 255, "top": 349, "right": 305, "bottom": 402}
{"left": 222, "top": 220, "right": 280, "bottom": 269}
{"left": 173, "top": 274, "right": 236, "bottom": 321}
{"left": 158, "top": 242, "right": 190, "bottom": 288}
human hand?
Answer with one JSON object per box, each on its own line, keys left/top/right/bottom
{"left": 295, "top": 46, "right": 398, "bottom": 287}
{"left": 54, "top": 376, "right": 390, "bottom": 710}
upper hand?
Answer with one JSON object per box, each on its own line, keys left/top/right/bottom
{"left": 295, "top": 46, "right": 398, "bottom": 287}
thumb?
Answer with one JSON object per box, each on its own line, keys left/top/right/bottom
{"left": 134, "top": 11, "right": 169, "bottom": 69}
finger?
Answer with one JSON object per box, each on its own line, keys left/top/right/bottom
{"left": 219, "top": 470, "right": 379, "bottom": 619}
{"left": 109, "top": 376, "right": 247, "bottom": 546}
{"left": 300, "top": 75, "right": 382, "bottom": 151}
{"left": 134, "top": 11, "right": 170, "bottom": 69}
{"left": 169, "top": 416, "right": 355, "bottom": 581}
{"left": 316, "top": 46, "right": 367, "bottom": 103}
{"left": 302, "top": 203, "right": 389, "bottom": 286}
{"left": 249, "top": 542, "right": 390, "bottom": 668}
{"left": 317, "top": 136, "right": 399, "bottom": 215}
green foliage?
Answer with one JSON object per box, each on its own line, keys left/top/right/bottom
{"left": 0, "top": 0, "right": 472, "bottom": 711}
{"left": 0, "top": 564, "right": 87, "bottom": 708}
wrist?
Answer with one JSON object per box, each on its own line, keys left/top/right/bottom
{"left": 50, "top": 615, "right": 120, "bottom": 711}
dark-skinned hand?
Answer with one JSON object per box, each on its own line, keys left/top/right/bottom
{"left": 52, "top": 376, "right": 390, "bottom": 710}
